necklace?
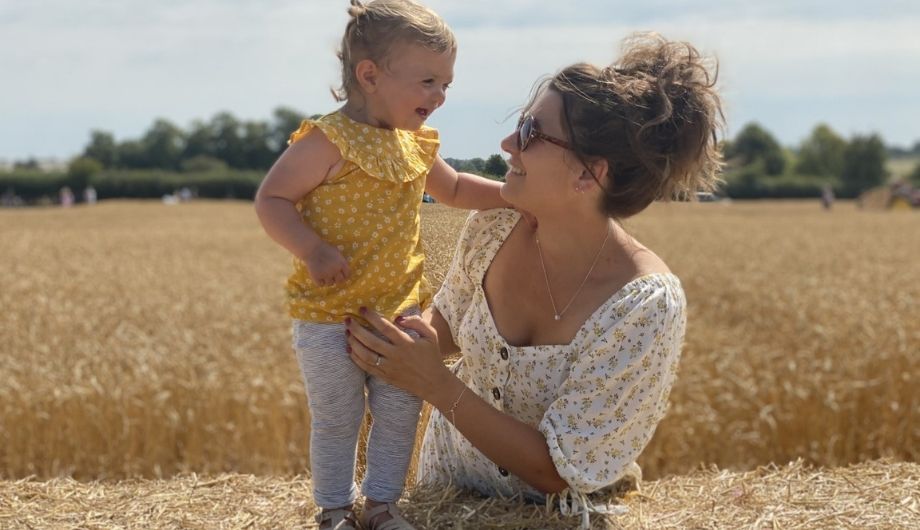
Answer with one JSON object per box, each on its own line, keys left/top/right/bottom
{"left": 535, "top": 223, "right": 611, "bottom": 321}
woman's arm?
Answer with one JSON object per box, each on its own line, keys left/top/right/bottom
{"left": 430, "top": 373, "right": 569, "bottom": 494}
{"left": 346, "top": 308, "right": 568, "bottom": 494}
{"left": 425, "top": 306, "right": 460, "bottom": 358}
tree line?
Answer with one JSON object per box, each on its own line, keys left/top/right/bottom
{"left": 722, "top": 123, "right": 920, "bottom": 198}
{"left": 69, "top": 108, "right": 507, "bottom": 179}
{"left": 3, "top": 110, "right": 919, "bottom": 203}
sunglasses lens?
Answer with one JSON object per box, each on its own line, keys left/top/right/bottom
{"left": 519, "top": 116, "right": 532, "bottom": 151}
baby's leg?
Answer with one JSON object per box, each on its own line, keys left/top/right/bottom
{"left": 293, "top": 320, "right": 366, "bottom": 509}
{"left": 362, "top": 309, "right": 423, "bottom": 503}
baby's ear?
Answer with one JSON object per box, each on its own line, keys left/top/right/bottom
{"left": 355, "top": 59, "right": 380, "bottom": 93}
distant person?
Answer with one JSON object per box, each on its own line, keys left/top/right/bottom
{"left": 1, "top": 188, "right": 17, "bottom": 207}
{"left": 59, "top": 186, "right": 74, "bottom": 207}
{"left": 821, "top": 185, "right": 835, "bottom": 210}
{"left": 346, "top": 33, "right": 723, "bottom": 529}
{"left": 253, "top": 1, "right": 508, "bottom": 528}
{"left": 83, "top": 185, "right": 97, "bottom": 205}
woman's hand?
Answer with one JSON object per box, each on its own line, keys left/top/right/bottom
{"left": 346, "top": 308, "right": 456, "bottom": 405}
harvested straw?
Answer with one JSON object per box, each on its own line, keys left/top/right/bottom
{"left": 1, "top": 460, "right": 917, "bottom": 529}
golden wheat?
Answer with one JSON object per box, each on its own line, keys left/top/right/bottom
{"left": 0, "top": 200, "right": 917, "bottom": 480}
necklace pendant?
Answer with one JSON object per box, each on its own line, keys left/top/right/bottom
{"left": 554, "top": 314, "right": 561, "bottom": 321}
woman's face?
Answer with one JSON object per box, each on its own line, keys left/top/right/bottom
{"left": 499, "top": 89, "right": 581, "bottom": 212}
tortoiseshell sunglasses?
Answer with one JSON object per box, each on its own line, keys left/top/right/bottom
{"left": 517, "top": 114, "right": 572, "bottom": 152}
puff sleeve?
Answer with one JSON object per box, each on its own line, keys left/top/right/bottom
{"left": 537, "top": 276, "right": 686, "bottom": 493}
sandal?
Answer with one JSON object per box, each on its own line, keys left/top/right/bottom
{"left": 316, "top": 506, "right": 361, "bottom": 530}
{"left": 360, "top": 502, "right": 416, "bottom": 530}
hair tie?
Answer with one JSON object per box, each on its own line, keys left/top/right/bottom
{"left": 348, "top": 0, "right": 367, "bottom": 18}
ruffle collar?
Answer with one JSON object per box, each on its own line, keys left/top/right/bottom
{"left": 288, "top": 111, "right": 440, "bottom": 184}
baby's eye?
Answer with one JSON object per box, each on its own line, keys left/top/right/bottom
{"left": 422, "top": 79, "right": 434, "bottom": 85}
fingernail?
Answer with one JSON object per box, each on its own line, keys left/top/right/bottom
{"left": 395, "top": 316, "right": 405, "bottom": 324}
{"left": 346, "top": 345, "right": 352, "bottom": 353}
{"left": 344, "top": 317, "right": 352, "bottom": 325}
{"left": 345, "top": 329, "right": 350, "bottom": 337}
{"left": 359, "top": 306, "right": 367, "bottom": 315}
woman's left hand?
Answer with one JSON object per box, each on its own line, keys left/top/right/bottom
{"left": 346, "top": 308, "right": 453, "bottom": 403}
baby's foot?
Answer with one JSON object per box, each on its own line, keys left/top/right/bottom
{"left": 315, "top": 504, "right": 358, "bottom": 530}
{"left": 361, "top": 500, "right": 416, "bottom": 530}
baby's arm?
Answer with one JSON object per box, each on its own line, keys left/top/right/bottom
{"left": 254, "top": 130, "right": 350, "bottom": 286}
{"left": 425, "top": 156, "right": 511, "bottom": 210}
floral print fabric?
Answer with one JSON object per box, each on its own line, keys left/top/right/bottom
{"left": 285, "top": 111, "right": 440, "bottom": 322}
{"left": 417, "top": 208, "right": 686, "bottom": 500}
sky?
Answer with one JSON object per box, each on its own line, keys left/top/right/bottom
{"left": 2, "top": 0, "right": 919, "bottom": 163}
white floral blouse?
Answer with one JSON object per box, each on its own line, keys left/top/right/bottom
{"left": 417, "top": 208, "right": 686, "bottom": 506}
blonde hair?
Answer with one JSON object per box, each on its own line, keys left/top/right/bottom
{"left": 530, "top": 33, "right": 725, "bottom": 219}
{"left": 333, "top": 0, "right": 456, "bottom": 102}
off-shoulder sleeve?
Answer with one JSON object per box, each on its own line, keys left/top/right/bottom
{"left": 537, "top": 275, "right": 686, "bottom": 493}
{"left": 431, "top": 209, "right": 517, "bottom": 347}
{"left": 431, "top": 211, "right": 479, "bottom": 344}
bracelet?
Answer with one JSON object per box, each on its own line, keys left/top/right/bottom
{"left": 446, "top": 386, "right": 467, "bottom": 427}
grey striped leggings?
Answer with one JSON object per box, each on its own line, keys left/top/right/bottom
{"left": 293, "top": 312, "right": 422, "bottom": 509}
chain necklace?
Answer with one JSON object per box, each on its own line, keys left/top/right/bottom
{"left": 534, "top": 222, "right": 612, "bottom": 321}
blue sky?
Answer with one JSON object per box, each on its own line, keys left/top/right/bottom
{"left": 2, "top": 0, "right": 918, "bottom": 163}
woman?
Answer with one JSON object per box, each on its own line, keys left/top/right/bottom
{"left": 345, "top": 33, "right": 723, "bottom": 527}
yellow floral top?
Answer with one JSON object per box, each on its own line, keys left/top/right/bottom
{"left": 286, "top": 111, "right": 440, "bottom": 323}
{"left": 418, "top": 209, "right": 686, "bottom": 505}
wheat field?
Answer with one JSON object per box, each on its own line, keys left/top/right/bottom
{"left": 1, "top": 200, "right": 917, "bottom": 482}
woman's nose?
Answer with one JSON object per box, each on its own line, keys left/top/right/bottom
{"left": 500, "top": 131, "right": 517, "bottom": 154}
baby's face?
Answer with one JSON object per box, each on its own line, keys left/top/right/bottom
{"left": 373, "top": 43, "right": 456, "bottom": 130}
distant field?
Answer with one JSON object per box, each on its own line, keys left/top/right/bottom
{"left": 1, "top": 200, "right": 917, "bottom": 481}
{"left": 888, "top": 156, "right": 919, "bottom": 180}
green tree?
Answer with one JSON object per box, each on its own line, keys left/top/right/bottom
{"left": 484, "top": 154, "right": 508, "bottom": 178}
{"left": 795, "top": 124, "right": 846, "bottom": 178}
{"left": 180, "top": 155, "right": 228, "bottom": 172}
{"left": 182, "top": 120, "right": 216, "bottom": 161}
{"left": 270, "top": 107, "right": 308, "bottom": 155}
{"left": 117, "top": 139, "right": 148, "bottom": 168}
{"left": 67, "top": 156, "right": 103, "bottom": 192}
{"left": 241, "top": 121, "right": 275, "bottom": 169}
{"left": 83, "top": 130, "right": 118, "bottom": 168}
{"left": 726, "top": 123, "right": 785, "bottom": 176}
{"left": 210, "top": 112, "right": 245, "bottom": 168}
{"left": 840, "top": 134, "right": 888, "bottom": 196}
{"left": 142, "top": 119, "right": 185, "bottom": 170}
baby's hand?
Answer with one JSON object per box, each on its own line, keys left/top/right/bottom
{"left": 305, "top": 242, "right": 350, "bottom": 287}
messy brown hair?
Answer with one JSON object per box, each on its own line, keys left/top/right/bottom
{"left": 333, "top": 0, "right": 456, "bottom": 102}
{"left": 532, "top": 33, "right": 724, "bottom": 219}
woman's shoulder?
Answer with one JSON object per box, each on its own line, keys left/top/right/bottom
{"left": 448, "top": 208, "right": 520, "bottom": 277}
{"left": 596, "top": 273, "right": 686, "bottom": 326}
{"left": 457, "top": 208, "right": 519, "bottom": 249}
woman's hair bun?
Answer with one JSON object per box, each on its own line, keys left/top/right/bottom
{"left": 348, "top": 0, "right": 367, "bottom": 18}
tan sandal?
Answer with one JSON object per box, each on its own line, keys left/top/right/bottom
{"left": 316, "top": 506, "right": 361, "bottom": 530}
{"left": 360, "top": 503, "right": 416, "bottom": 530}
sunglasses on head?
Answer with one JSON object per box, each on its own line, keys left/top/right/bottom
{"left": 516, "top": 114, "right": 572, "bottom": 152}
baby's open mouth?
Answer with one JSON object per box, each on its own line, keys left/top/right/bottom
{"left": 416, "top": 108, "right": 429, "bottom": 118}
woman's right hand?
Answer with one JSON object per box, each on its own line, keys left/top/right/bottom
{"left": 305, "top": 242, "right": 350, "bottom": 287}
